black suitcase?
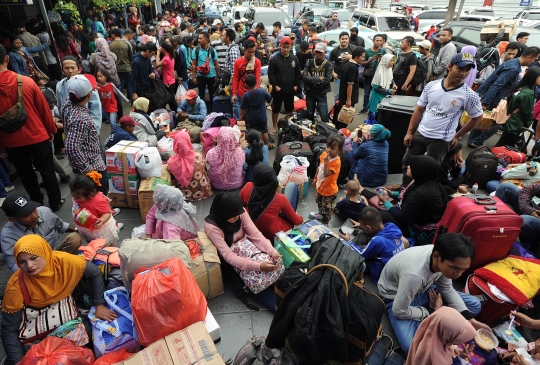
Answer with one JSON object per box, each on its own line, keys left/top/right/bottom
{"left": 212, "top": 95, "right": 233, "bottom": 116}
{"left": 377, "top": 96, "right": 419, "bottom": 174}
{"left": 316, "top": 121, "right": 338, "bottom": 137}
{"left": 305, "top": 134, "right": 328, "bottom": 149}
{"left": 273, "top": 142, "right": 315, "bottom": 178}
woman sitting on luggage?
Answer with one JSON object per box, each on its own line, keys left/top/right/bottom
{"left": 1, "top": 235, "right": 117, "bottom": 365}
{"left": 207, "top": 127, "right": 245, "bottom": 190}
{"left": 243, "top": 129, "right": 269, "bottom": 183}
{"left": 366, "top": 54, "right": 395, "bottom": 114}
{"left": 358, "top": 155, "right": 448, "bottom": 246}
{"left": 145, "top": 185, "right": 199, "bottom": 240}
{"left": 205, "top": 192, "right": 282, "bottom": 311}
{"left": 348, "top": 124, "right": 391, "bottom": 187}
{"left": 168, "top": 130, "right": 212, "bottom": 201}
{"left": 406, "top": 307, "right": 476, "bottom": 365}
{"left": 240, "top": 163, "right": 303, "bottom": 240}
{"left": 495, "top": 66, "right": 540, "bottom": 148}
{"left": 439, "top": 142, "right": 468, "bottom": 195}
{"left": 130, "top": 97, "right": 166, "bottom": 147}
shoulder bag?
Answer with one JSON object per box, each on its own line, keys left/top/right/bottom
{"left": 0, "top": 74, "right": 27, "bottom": 133}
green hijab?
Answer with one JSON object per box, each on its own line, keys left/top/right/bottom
{"left": 370, "top": 124, "right": 391, "bottom": 141}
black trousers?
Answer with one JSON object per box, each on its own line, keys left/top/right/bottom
{"left": 196, "top": 76, "right": 216, "bottom": 111}
{"left": 53, "top": 128, "right": 64, "bottom": 152}
{"left": 6, "top": 140, "right": 61, "bottom": 208}
{"left": 164, "top": 83, "right": 179, "bottom": 111}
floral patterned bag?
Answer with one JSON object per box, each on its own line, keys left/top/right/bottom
{"left": 230, "top": 238, "right": 285, "bottom": 294}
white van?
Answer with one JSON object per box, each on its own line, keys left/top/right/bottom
{"left": 349, "top": 9, "right": 424, "bottom": 41}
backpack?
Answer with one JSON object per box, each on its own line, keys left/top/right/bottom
{"left": 463, "top": 146, "right": 499, "bottom": 188}
{"left": 194, "top": 45, "right": 216, "bottom": 75}
{"left": 492, "top": 97, "right": 519, "bottom": 125}
{"left": 476, "top": 47, "right": 499, "bottom": 73}
{"left": 410, "top": 56, "right": 428, "bottom": 87}
{"left": 0, "top": 74, "right": 27, "bottom": 133}
{"left": 234, "top": 336, "right": 298, "bottom": 365}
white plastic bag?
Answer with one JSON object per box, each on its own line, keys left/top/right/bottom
{"left": 176, "top": 84, "right": 187, "bottom": 102}
{"left": 135, "top": 147, "right": 162, "bottom": 178}
{"left": 277, "top": 155, "right": 309, "bottom": 186}
{"left": 149, "top": 109, "right": 170, "bottom": 129}
{"left": 156, "top": 137, "right": 174, "bottom": 161}
{"left": 131, "top": 224, "right": 147, "bottom": 239}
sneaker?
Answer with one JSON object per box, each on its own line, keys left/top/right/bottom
{"left": 5, "top": 186, "right": 14, "bottom": 192}
{"left": 116, "top": 222, "right": 124, "bottom": 230}
{"left": 112, "top": 208, "right": 121, "bottom": 217}
{"left": 358, "top": 109, "right": 368, "bottom": 115}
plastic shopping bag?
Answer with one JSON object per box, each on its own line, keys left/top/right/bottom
{"left": 156, "top": 137, "right": 175, "bottom": 161}
{"left": 131, "top": 257, "right": 207, "bottom": 347}
{"left": 20, "top": 337, "right": 95, "bottom": 365}
{"left": 94, "top": 349, "right": 134, "bottom": 365}
{"left": 337, "top": 106, "right": 355, "bottom": 125}
{"left": 175, "top": 84, "right": 187, "bottom": 102}
{"left": 149, "top": 109, "right": 171, "bottom": 129}
{"left": 131, "top": 224, "right": 147, "bottom": 239}
{"left": 135, "top": 147, "right": 162, "bottom": 178}
{"left": 277, "top": 155, "right": 309, "bottom": 186}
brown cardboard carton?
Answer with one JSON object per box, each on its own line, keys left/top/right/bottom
{"left": 138, "top": 165, "right": 172, "bottom": 222}
{"left": 108, "top": 193, "right": 139, "bottom": 209}
{"left": 191, "top": 232, "right": 224, "bottom": 299}
{"left": 480, "top": 20, "right": 516, "bottom": 42}
{"left": 116, "top": 322, "right": 225, "bottom": 365}
{"left": 236, "top": 120, "right": 246, "bottom": 132}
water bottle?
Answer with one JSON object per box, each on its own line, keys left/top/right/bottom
{"left": 471, "top": 183, "right": 478, "bottom": 194}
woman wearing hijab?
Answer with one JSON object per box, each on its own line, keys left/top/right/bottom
{"left": 349, "top": 124, "right": 392, "bottom": 187}
{"left": 375, "top": 155, "right": 448, "bottom": 245}
{"left": 367, "top": 54, "right": 395, "bottom": 114}
{"left": 406, "top": 307, "right": 477, "bottom": 365}
{"left": 207, "top": 127, "right": 245, "bottom": 190}
{"left": 168, "top": 130, "right": 212, "bottom": 201}
{"left": 1, "top": 235, "right": 117, "bottom": 365}
{"left": 204, "top": 192, "right": 281, "bottom": 310}
{"left": 240, "top": 163, "right": 303, "bottom": 240}
{"left": 461, "top": 46, "right": 478, "bottom": 88}
{"left": 90, "top": 38, "right": 121, "bottom": 86}
{"left": 145, "top": 185, "right": 199, "bottom": 239}
{"left": 130, "top": 97, "right": 165, "bottom": 147}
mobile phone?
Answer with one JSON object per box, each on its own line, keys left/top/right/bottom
{"left": 377, "top": 52, "right": 383, "bottom": 56}
{"left": 339, "top": 219, "right": 356, "bottom": 236}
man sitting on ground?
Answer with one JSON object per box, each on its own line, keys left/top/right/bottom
{"left": 1, "top": 194, "right": 82, "bottom": 272}
{"left": 176, "top": 89, "right": 208, "bottom": 125}
{"left": 105, "top": 116, "right": 140, "bottom": 148}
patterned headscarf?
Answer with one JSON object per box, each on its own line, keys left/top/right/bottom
{"left": 153, "top": 185, "right": 199, "bottom": 235}
{"left": 206, "top": 127, "right": 245, "bottom": 185}
{"left": 95, "top": 38, "right": 120, "bottom": 86}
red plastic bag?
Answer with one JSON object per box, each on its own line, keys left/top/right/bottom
{"left": 20, "top": 337, "right": 95, "bottom": 365}
{"left": 94, "top": 349, "right": 134, "bottom": 365}
{"left": 132, "top": 257, "right": 207, "bottom": 346}
{"left": 185, "top": 238, "right": 202, "bottom": 260}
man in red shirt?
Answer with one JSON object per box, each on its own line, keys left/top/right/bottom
{"left": 231, "top": 39, "right": 262, "bottom": 122}
{"left": 0, "top": 45, "right": 63, "bottom": 211}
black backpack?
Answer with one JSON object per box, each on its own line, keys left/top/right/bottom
{"left": 315, "top": 121, "right": 338, "bottom": 137}
{"left": 411, "top": 56, "right": 428, "bottom": 87}
{"left": 338, "top": 150, "right": 350, "bottom": 186}
{"left": 463, "top": 146, "right": 499, "bottom": 188}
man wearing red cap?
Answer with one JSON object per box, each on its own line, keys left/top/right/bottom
{"left": 177, "top": 89, "right": 208, "bottom": 124}
{"left": 105, "top": 116, "right": 140, "bottom": 149}
{"left": 268, "top": 36, "right": 301, "bottom": 136}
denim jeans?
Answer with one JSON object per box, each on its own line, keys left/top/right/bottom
{"left": 283, "top": 182, "right": 299, "bottom": 211}
{"left": 102, "top": 111, "right": 118, "bottom": 128}
{"left": 117, "top": 71, "right": 132, "bottom": 102}
{"left": 0, "top": 164, "right": 12, "bottom": 198}
{"left": 363, "top": 76, "right": 373, "bottom": 110}
{"left": 467, "top": 124, "right": 501, "bottom": 146}
{"left": 386, "top": 286, "right": 482, "bottom": 353}
{"left": 306, "top": 93, "right": 329, "bottom": 123}
{"left": 232, "top": 94, "right": 242, "bottom": 120}
{"left": 333, "top": 77, "right": 340, "bottom": 102}
{"left": 495, "top": 182, "right": 521, "bottom": 213}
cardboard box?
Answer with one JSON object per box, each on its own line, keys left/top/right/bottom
{"left": 106, "top": 141, "right": 148, "bottom": 175}
{"left": 108, "top": 193, "right": 139, "bottom": 209}
{"left": 109, "top": 173, "right": 140, "bottom": 195}
{"left": 204, "top": 308, "right": 221, "bottom": 343}
{"left": 192, "top": 231, "right": 224, "bottom": 299}
{"left": 117, "top": 322, "right": 225, "bottom": 365}
{"left": 480, "top": 20, "right": 516, "bottom": 42}
{"left": 138, "top": 165, "right": 172, "bottom": 222}
{"left": 277, "top": 181, "right": 309, "bottom": 199}
{"left": 236, "top": 120, "right": 246, "bottom": 132}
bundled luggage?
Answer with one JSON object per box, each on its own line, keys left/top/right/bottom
{"left": 463, "top": 146, "right": 498, "bottom": 188}
{"left": 492, "top": 145, "right": 527, "bottom": 166}
{"left": 273, "top": 142, "right": 314, "bottom": 176}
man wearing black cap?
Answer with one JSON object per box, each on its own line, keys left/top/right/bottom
{"left": 0, "top": 194, "right": 81, "bottom": 272}
{"left": 348, "top": 28, "right": 365, "bottom": 48}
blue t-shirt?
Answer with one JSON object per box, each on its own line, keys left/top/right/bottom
{"left": 240, "top": 88, "right": 272, "bottom": 126}
{"left": 194, "top": 46, "right": 219, "bottom": 78}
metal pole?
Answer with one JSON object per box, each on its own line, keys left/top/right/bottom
{"left": 36, "top": 0, "right": 62, "bottom": 65}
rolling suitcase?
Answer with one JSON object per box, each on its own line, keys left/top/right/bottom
{"left": 212, "top": 95, "right": 233, "bottom": 116}
{"left": 433, "top": 195, "right": 523, "bottom": 273}
{"left": 492, "top": 145, "right": 527, "bottom": 166}
{"left": 273, "top": 142, "right": 314, "bottom": 176}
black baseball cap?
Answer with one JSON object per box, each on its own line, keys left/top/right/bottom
{"left": 2, "top": 195, "right": 40, "bottom": 218}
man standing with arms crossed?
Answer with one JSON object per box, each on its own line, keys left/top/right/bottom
{"left": 328, "top": 31, "right": 355, "bottom": 103}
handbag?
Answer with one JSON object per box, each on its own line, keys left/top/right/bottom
{"left": 230, "top": 238, "right": 285, "bottom": 294}
{"left": 0, "top": 74, "right": 27, "bottom": 133}
{"left": 18, "top": 270, "right": 80, "bottom": 344}
{"left": 337, "top": 106, "right": 355, "bottom": 125}
{"left": 492, "top": 98, "right": 519, "bottom": 125}
{"left": 146, "top": 79, "right": 170, "bottom": 110}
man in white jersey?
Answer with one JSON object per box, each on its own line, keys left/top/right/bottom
{"left": 401, "top": 53, "right": 483, "bottom": 185}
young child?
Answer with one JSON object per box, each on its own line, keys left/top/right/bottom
{"left": 335, "top": 179, "right": 367, "bottom": 221}
{"left": 240, "top": 74, "right": 272, "bottom": 148}
{"left": 313, "top": 133, "right": 344, "bottom": 224}
{"left": 70, "top": 173, "right": 122, "bottom": 246}
{"left": 96, "top": 69, "right": 118, "bottom": 128}
{"left": 242, "top": 129, "right": 269, "bottom": 183}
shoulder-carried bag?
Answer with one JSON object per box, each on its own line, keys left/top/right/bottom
{"left": 0, "top": 74, "right": 27, "bottom": 133}
{"left": 230, "top": 238, "right": 285, "bottom": 294}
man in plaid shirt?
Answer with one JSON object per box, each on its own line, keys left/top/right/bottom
{"left": 496, "top": 181, "right": 540, "bottom": 255}
{"left": 61, "top": 74, "right": 108, "bottom": 194}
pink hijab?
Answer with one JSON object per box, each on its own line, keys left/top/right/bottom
{"left": 206, "top": 127, "right": 244, "bottom": 184}
{"left": 168, "top": 131, "right": 196, "bottom": 188}
{"left": 405, "top": 307, "right": 477, "bottom": 365}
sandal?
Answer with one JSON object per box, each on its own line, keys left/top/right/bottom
{"left": 51, "top": 199, "right": 65, "bottom": 212}
{"left": 270, "top": 128, "right": 277, "bottom": 136}
{"left": 268, "top": 144, "right": 276, "bottom": 150}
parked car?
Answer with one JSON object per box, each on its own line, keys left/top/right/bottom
{"left": 319, "top": 9, "right": 353, "bottom": 30}
{"left": 204, "top": 11, "right": 228, "bottom": 26}
{"left": 349, "top": 8, "right": 424, "bottom": 41}
{"left": 328, "top": 0, "right": 353, "bottom": 9}
{"left": 415, "top": 9, "right": 457, "bottom": 30}
{"left": 514, "top": 9, "right": 540, "bottom": 27}
{"left": 317, "top": 29, "right": 401, "bottom": 58}
{"left": 466, "top": 7, "right": 496, "bottom": 17}
{"left": 243, "top": 7, "right": 293, "bottom": 35}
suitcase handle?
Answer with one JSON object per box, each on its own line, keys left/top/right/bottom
{"left": 289, "top": 142, "right": 303, "bottom": 150}
{"left": 503, "top": 145, "right": 518, "bottom": 152}
{"left": 474, "top": 196, "right": 496, "bottom": 205}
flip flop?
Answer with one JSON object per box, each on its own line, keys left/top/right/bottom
{"left": 268, "top": 144, "right": 276, "bottom": 150}
{"left": 270, "top": 128, "right": 277, "bottom": 136}
{"left": 51, "top": 199, "right": 65, "bottom": 212}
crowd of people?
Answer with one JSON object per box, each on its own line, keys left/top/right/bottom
{"left": 2, "top": 4, "right": 540, "bottom": 365}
